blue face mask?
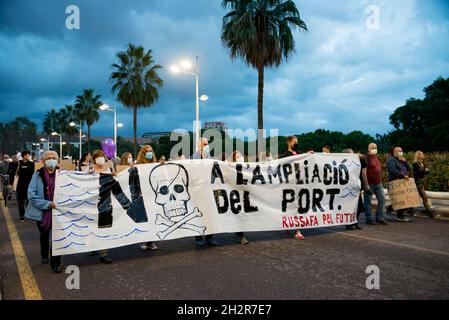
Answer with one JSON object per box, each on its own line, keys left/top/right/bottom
{"left": 145, "top": 152, "right": 153, "bottom": 160}
{"left": 45, "top": 159, "right": 57, "bottom": 169}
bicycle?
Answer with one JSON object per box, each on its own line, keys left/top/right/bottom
{"left": 0, "top": 174, "right": 9, "bottom": 207}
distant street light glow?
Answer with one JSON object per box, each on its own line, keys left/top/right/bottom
{"left": 170, "top": 65, "right": 181, "bottom": 73}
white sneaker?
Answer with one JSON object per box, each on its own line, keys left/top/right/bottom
{"left": 140, "top": 243, "right": 148, "bottom": 250}
{"left": 149, "top": 243, "right": 159, "bottom": 251}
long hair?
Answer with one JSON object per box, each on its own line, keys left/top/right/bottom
{"left": 136, "top": 145, "right": 157, "bottom": 164}
{"left": 120, "top": 152, "right": 132, "bottom": 165}
{"left": 414, "top": 151, "right": 424, "bottom": 164}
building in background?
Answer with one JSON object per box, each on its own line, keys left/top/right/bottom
{"left": 204, "top": 122, "right": 227, "bottom": 132}
{"left": 142, "top": 132, "right": 172, "bottom": 143}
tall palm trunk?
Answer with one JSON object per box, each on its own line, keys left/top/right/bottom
{"left": 87, "top": 125, "right": 91, "bottom": 152}
{"left": 257, "top": 64, "right": 265, "bottom": 159}
{"left": 67, "top": 134, "right": 72, "bottom": 156}
{"left": 133, "top": 106, "right": 138, "bottom": 158}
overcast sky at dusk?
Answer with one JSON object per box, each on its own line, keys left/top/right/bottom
{"left": 1, "top": 0, "right": 448, "bottom": 138}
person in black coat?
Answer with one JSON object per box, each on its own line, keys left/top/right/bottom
{"left": 413, "top": 151, "right": 439, "bottom": 218}
{"left": 16, "top": 151, "right": 35, "bottom": 222}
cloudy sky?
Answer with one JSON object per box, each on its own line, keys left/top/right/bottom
{"left": 0, "top": 0, "right": 448, "bottom": 139}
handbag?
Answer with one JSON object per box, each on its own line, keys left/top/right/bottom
{"left": 12, "top": 165, "right": 19, "bottom": 192}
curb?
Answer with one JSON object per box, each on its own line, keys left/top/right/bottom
{"left": 0, "top": 273, "right": 3, "bottom": 300}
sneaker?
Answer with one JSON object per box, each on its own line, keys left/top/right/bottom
{"left": 207, "top": 238, "right": 219, "bottom": 247}
{"left": 294, "top": 231, "right": 305, "bottom": 240}
{"left": 41, "top": 258, "right": 49, "bottom": 265}
{"left": 397, "top": 217, "right": 412, "bottom": 222}
{"left": 345, "top": 225, "right": 355, "bottom": 231}
{"left": 354, "top": 224, "right": 363, "bottom": 230}
{"left": 377, "top": 220, "right": 389, "bottom": 225}
{"left": 19, "top": 219, "right": 25, "bottom": 223}
{"left": 52, "top": 266, "right": 63, "bottom": 273}
{"left": 240, "top": 236, "right": 249, "bottom": 245}
{"left": 100, "top": 256, "right": 112, "bottom": 264}
{"left": 140, "top": 243, "right": 148, "bottom": 250}
{"left": 149, "top": 243, "right": 159, "bottom": 251}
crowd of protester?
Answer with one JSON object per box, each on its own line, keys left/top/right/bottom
{"left": 0, "top": 137, "right": 441, "bottom": 273}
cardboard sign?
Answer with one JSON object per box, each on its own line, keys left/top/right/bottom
{"left": 59, "top": 160, "right": 76, "bottom": 171}
{"left": 386, "top": 178, "right": 421, "bottom": 210}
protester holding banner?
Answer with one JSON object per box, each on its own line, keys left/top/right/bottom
{"left": 362, "top": 143, "right": 388, "bottom": 225}
{"left": 280, "top": 136, "right": 305, "bottom": 240}
{"left": 413, "top": 151, "right": 439, "bottom": 218}
{"left": 387, "top": 147, "right": 412, "bottom": 222}
{"left": 25, "top": 151, "right": 62, "bottom": 273}
{"left": 91, "top": 150, "right": 116, "bottom": 263}
{"left": 79, "top": 152, "right": 92, "bottom": 171}
{"left": 16, "top": 150, "right": 35, "bottom": 222}
{"left": 192, "top": 137, "right": 219, "bottom": 246}
{"left": 342, "top": 149, "right": 363, "bottom": 230}
{"left": 230, "top": 151, "right": 249, "bottom": 245}
{"left": 136, "top": 145, "right": 160, "bottom": 251}
{"left": 120, "top": 152, "right": 134, "bottom": 166}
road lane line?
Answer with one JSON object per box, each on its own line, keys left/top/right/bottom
{"left": 1, "top": 200, "right": 43, "bottom": 300}
{"left": 320, "top": 228, "right": 449, "bottom": 257}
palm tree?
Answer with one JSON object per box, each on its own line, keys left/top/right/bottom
{"left": 43, "top": 109, "right": 60, "bottom": 135}
{"left": 75, "top": 89, "right": 102, "bottom": 152}
{"left": 59, "top": 105, "right": 78, "bottom": 156}
{"left": 110, "top": 43, "right": 163, "bottom": 157}
{"left": 221, "top": 0, "right": 307, "bottom": 143}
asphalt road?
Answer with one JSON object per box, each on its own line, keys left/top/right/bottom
{"left": 1, "top": 197, "right": 449, "bottom": 300}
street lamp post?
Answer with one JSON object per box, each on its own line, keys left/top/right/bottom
{"left": 100, "top": 104, "right": 123, "bottom": 158}
{"left": 69, "top": 122, "right": 82, "bottom": 160}
{"left": 51, "top": 132, "right": 63, "bottom": 162}
{"left": 171, "top": 57, "right": 208, "bottom": 152}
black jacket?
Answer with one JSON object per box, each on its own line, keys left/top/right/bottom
{"left": 16, "top": 160, "right": 35, "bottom": 192}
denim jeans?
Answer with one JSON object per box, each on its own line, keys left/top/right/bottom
{"left": 364, "top": 184, "right": 386, "bottom": 222}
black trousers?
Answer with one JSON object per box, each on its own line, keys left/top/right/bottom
{"left": 16, "top": 188, "right": 28, "bottom": 219}
{"left": 36, "top": 222, "right": 61, "bottom": 268}
{"left": 196, "top": 235, "right": 213, "bottom": 241}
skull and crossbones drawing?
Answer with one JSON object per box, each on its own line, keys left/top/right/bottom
{"left": 149, "top": 163, "right": 206, "bottom": 240}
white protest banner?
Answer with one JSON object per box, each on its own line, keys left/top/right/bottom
{"left": 386, "top": 178, "right": 421, "bottom": 211}
{"left": 52, "top": 154, "right": 361, "bottom": 256}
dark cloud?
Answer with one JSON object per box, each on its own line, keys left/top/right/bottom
{"left": 0, "top": 0, "right": 448, "bottom": 139}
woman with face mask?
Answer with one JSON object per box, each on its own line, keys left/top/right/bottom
{"left": 25, "top": 151, "right": 62, "bottom": 273}
{"left": 136, "top": 145, "right": 160, "bottom": 251}
{"left": 89, "top": 150, "right": 116, "bottom": 264}
{"left": 120, "top": 152, "right": 134, "bottom": 166}
{"left": 230, "top": 151, "right": 250, "bottom": 245}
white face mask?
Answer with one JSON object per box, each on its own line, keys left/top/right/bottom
{"left": 267, "top": 157, "right": 274, "bottom": 162}
{"left": 95, "top": 157, "right": 106, "bottom": 165}
{"left": 397, "top": 151, "right": 404, "bottom": 158}
{"left": 203, "top": 145, "right": 210, "bottom": 155}
{"left": 128, "top": 157, "right": 133, "bottom": 165}
{"left": 236, "top": 156, "right": 245, "bottom": 163}
{"left": 370, "top": 149, "right": 378, "bottom": 155}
